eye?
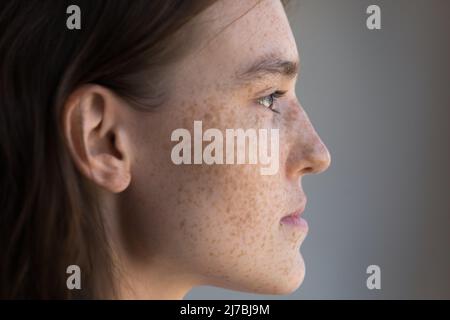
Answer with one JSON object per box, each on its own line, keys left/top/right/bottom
{"left": 257, "top": 91, "right": 286, "bottom": 114}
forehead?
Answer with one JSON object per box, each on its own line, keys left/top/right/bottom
{"left": 179, "top": 0, "right": 299, "bottom": 85}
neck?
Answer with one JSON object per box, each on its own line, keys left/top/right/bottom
{"left": 114, "top": 261, "right": 194, "bottom": 299}
{"left": 99, "top": 192, "right": 196, "bottom": 300}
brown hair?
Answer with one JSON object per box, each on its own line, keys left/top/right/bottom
{"left": 0, "top": 0, "right": 216, "bottom": 299}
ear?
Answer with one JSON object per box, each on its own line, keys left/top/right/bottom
{"left": 62, "top": 85, "right": 132, "bottom": 193}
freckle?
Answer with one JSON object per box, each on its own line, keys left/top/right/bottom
{"left": 204, "top": 113, "right": 213, "bottom": 122}
{"left": 179, "top": 219, "right": 186, "bottom": 229}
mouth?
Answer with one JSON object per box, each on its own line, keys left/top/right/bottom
{"left": 280, "top": 200, "right": 308, "bottom": 230}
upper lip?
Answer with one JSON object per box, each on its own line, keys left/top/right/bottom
{"left": 282, "top": 198, "right": 307, "bottom": 219}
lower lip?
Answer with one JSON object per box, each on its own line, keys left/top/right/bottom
{"left": 280, "top": 214, "right": 308, "bottom": 230}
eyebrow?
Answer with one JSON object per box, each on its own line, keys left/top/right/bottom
{"left": 235, "top": 55, "right": 300, "bottom": 83}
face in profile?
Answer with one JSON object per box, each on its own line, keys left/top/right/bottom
{"left": 62, "top": 0, "right": 331, "bottom": 299}
{"left": 101, "top": 0, "right": 331, "bottom": 298}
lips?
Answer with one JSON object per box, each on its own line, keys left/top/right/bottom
{"left": 281, "top": 199, "right": 306, "bottom": 220}
{"left": 280, "top": 199, "right": 308, "bottom": 228}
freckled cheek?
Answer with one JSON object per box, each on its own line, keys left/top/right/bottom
{"left": 153, "top": 95, "right": 287, "bottom": 244}
{"left": 175, "top": 169, "right": 280, "bottom": 253}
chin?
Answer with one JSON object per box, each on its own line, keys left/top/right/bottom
{"left": 232, "top": 261, "right": 306, "bottom": 296}
{"left": 203, "top": 252, "right": 307, "bottom": 296}
{"left": 278, "top": 268, "right": 306, "bottom": 295}
{"left": 245, "top": 272, "right": 305, "bottom": 296}
{"left": 267, "top": 254, "right": 306, "bottom": 295}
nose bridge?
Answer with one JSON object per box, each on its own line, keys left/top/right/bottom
{"left": 286, "top": 107, "right": 331, "bottom": 178}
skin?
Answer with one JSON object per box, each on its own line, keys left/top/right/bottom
{"left": 63, "top": 0, "right": 331, "bottom": 299}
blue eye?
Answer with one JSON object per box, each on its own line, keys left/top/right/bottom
{"left": 257, "top": 91, "right": 286, "bottom": 114}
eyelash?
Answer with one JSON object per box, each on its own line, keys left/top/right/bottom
{"left": 257, "top": 91, "right": 287, "bottom": 114}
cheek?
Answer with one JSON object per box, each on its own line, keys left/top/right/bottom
{"left": 173, "top": 166, "right": 304, "bottom": 294}
{"left": 169, "top": 97, "right": 280, "bottom": 249}
{"left": 181, "top": 167, "right": 277, "bottom": 243}
{"left": 127, "top": 93, "right": 303, "bottom": 291}
{"left": 172, "top": 166, "right": 277, "bottom": 275}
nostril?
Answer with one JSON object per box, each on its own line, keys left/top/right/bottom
{"left": 302, "top": 166, "right": 314, "bottom": 174}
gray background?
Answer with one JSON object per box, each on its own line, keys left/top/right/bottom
{"left": 187, "top": 0, "right": 450, "bottom": 299}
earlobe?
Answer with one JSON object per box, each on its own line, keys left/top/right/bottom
{"left": 62, "top": 85, "right": 132, "bottom": 193}
{"left": 90, "top": 153, "right": 131, "bottom": 193}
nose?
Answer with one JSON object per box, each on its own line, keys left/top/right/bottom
{"left": 286, "top": 111, "right": 331, "bottom": 179}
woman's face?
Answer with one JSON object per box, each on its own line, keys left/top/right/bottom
{"left": 118, "top": 0, "right": 331, "bottom": 295}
